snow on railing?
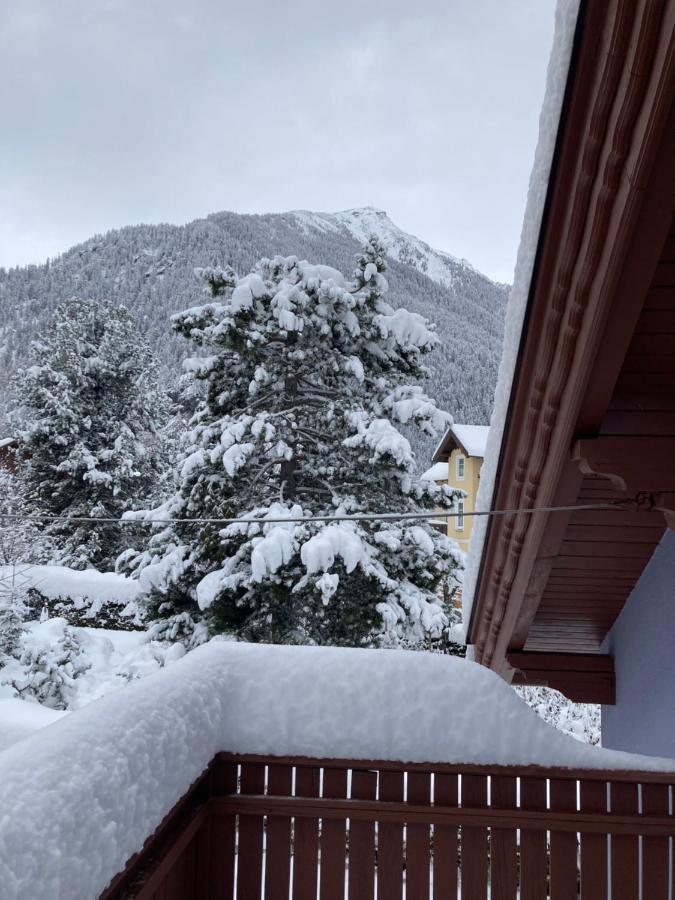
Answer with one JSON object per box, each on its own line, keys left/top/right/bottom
{"left": 1, "top": 641, "right": 674, "bottom": 899}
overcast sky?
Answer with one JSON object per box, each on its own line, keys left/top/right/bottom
{"left": 0, "top": 0, "right": 556, "bottom": 282}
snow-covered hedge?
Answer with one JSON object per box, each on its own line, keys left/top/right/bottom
{"left": 0, "top": 565, "right": 144, "bottom": 630}
{"left": 0, "top": 642, "right": 674, "bottom": 900}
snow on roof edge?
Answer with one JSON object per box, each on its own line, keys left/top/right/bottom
{"left": 0, "top": 641, "right": 673, "bottom": 900}
{"left": 431, "top": 423, "right": 489, "bottom": 462}
{"left": 452, "top": 424, "right": 490, "bottom": 459}
{"left": 461, "top": 0, "right": 581, "bottom": 642}
{"left": 421, "top": 461, "right": 449, "bottom": 482}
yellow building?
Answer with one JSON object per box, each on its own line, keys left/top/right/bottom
{"left": 422, "top": 423, "right": 489, "bottom": 550}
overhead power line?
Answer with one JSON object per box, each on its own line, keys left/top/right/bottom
{"left": 0, "top": 495, "right": 653, "bottom": 527}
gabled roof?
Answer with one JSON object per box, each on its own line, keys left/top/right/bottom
{"left": 463, "top": 0, "right": 675, "bottom": 703}
{"left": 432, "top": 424, "right": 490, "bottom": 462}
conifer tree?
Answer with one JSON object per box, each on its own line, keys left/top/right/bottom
{"left": 16, "top": 298, "right": 168, "bottom": 570}
{"left": 127, "top": 239, "right": 463, "bottom": 646}
{"left": 0, "top": 469, "right": 37, "bottom": 660}
{"left": 7, "top": 620, "right": 91, "bottom": 710}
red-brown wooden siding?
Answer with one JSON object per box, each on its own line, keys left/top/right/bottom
{"left": 103, "top": 753, "right": 675, "bottom": 900}
{"left": 524, "top": 220, "right": 674, "bottom": 655}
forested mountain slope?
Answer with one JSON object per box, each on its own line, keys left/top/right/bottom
{"left": 0, "top": 208, "right": 508, "bottom": 458}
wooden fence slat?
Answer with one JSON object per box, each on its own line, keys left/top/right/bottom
{"left": 377, "top": 770, "right": 404, "bottom": 900}
{"left": 195, "top": 816, "right": 211, "bottom": 900}
{"left": 549, "top": 779, "right": 578, "bottom": 900}
{"left": 195, "top": 769, "right": 213, "bottom": 900}
{"left": 348, "top": 769, "right": 377, "bottom": 900}
{"left": 642, "top": 783, "right": 670, "bottom": 900}
{"left": 490, "top": 776, "right": 517, "bottom": 900}
{"left": 320, "top": 768, "right": 348, "bottom": 900}
{"left": 406, "top": 771, "right": 431, "bottom": 899}
{"left": 105, "top": 754, "right": 675, "bottom": 900}
{"left": 210, "top": 761, "right": 238, "bottom": 900}
{"left": 292, "top": 766, "right": 321, "bottom": 900}
{"left": 265, "top": 764, "right": 293, "bottom": 900}
{"left": 461, "top": 774, "right": 488, "bottom": 900}
{"left": 610, "top": 782, "right": 639, "bottom": 900}
{"left": 519, "top": 777, "right": 548, "bottom": 900}
{"left": 579, "top": 780, "right": 608, "bottom": 899}
{"left": 165, "top": 834, "right": 197, "bottom": 900}
{"left": 237, "top": 763, "right": 265, "bottom": 900}
{"left": 433, "top": 772, "right": 458, "bottom": 900}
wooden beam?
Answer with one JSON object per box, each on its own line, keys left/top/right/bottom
{"left": 574, "top": 436, "right": 675, "bottom": 491}
{"left": 507, "top": 651, "right": 615, "bottom": 704}
{"left": 574, "top": 436, "right": 675, "bottom": 527}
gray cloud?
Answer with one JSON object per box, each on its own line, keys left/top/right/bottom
{"left": 0, "top": 0, "right": 556, "bottom": 281}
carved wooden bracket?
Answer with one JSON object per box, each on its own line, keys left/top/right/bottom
{"left": 573, "top": 437, "right": 675, "bottom": 530}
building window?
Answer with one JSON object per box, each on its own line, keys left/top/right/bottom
{"left": 456, "top": 500, "right": 465, "bottom": 530}
{"left": 456, "top": 454, "right": 465, "bottom": 479}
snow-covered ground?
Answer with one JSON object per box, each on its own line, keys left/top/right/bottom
{"left": 0, "top": 620, "right": 185, "bottom": 740}
{"left": 0, "top": 699, "right": 65, "bottom": 753}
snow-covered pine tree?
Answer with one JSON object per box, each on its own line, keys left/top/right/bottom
{"left": 126, "top": 238, "right": 463, "bottom": 647}
{"left": 7, "top": 619, "right": 91, "bottom": 710}
{"left": 0, "top": 469, "right": 41, "bottom": 660}
{"left": 15, "top": 298, "right": 169, "bottom": 571}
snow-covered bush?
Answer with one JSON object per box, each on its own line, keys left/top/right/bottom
{"left": 0, "top": 563, "right": 145, "bottom": 638}
{"left": 6, "top": 618, "right": 91, "bottom": 710}
{"left": 142, "top": 610, "right": 208, "bottom": 650}
{"left": 514, "top": 685, "right": 600, "bottom": 745}
{"left": 27, "top": 587, "right": 144, "bottom": 631}
{"left": 0, "top": 616, "right": 192, "bottom": 713}
{"left": 124, "top": 239, "right": 463, "bottom": 647}
{"left": 399, "top": 579, "right": 466, "bottom": 656}
{"left": 13, "top": 297, "right": 171, "bottom": 571}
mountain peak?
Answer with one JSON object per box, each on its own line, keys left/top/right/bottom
{"left": 288, "top": 206, "right": 485, "bottom": 290}
{"left": 340, "top": 205, "right": 389, "bottom": 217}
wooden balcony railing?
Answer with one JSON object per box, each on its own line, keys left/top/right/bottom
{"left": 102, "top": 752, "right": 675, "bottom": 899}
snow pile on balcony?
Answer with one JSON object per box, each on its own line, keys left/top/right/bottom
{"left": 0, "top": 700, "right": 65, "bottom": 753}
{"left": 0, "top": 640, "right": 674, "bottom": 900}
{"left": 461, "top": 0, "right": 581, "bottom": 637}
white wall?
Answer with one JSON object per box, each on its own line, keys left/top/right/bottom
{"left": 602, "top": 530, "right": 675, "bottom": 758}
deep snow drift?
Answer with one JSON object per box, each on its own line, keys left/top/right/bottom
{"left": 0, "top": 640, "right": 673, "bottom": 900}
{"left": 0, "top": 699, "right": 65, "bottom": 752}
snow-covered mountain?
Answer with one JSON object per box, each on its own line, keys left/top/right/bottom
{"left": 292, "top": 207, "right": 485, "bottom": 290}
{"left": 0, "top": 208, "right": 509, "bottom": 458}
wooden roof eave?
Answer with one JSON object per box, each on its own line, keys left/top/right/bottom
{"left": 432, "top": 424, "right": 479, "bottom": 461}
{"left": 467, "top": 0, "right": 675, "bottom": 681}
{"left": 431, "top": 429, "right": 469, "bottom": 462}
